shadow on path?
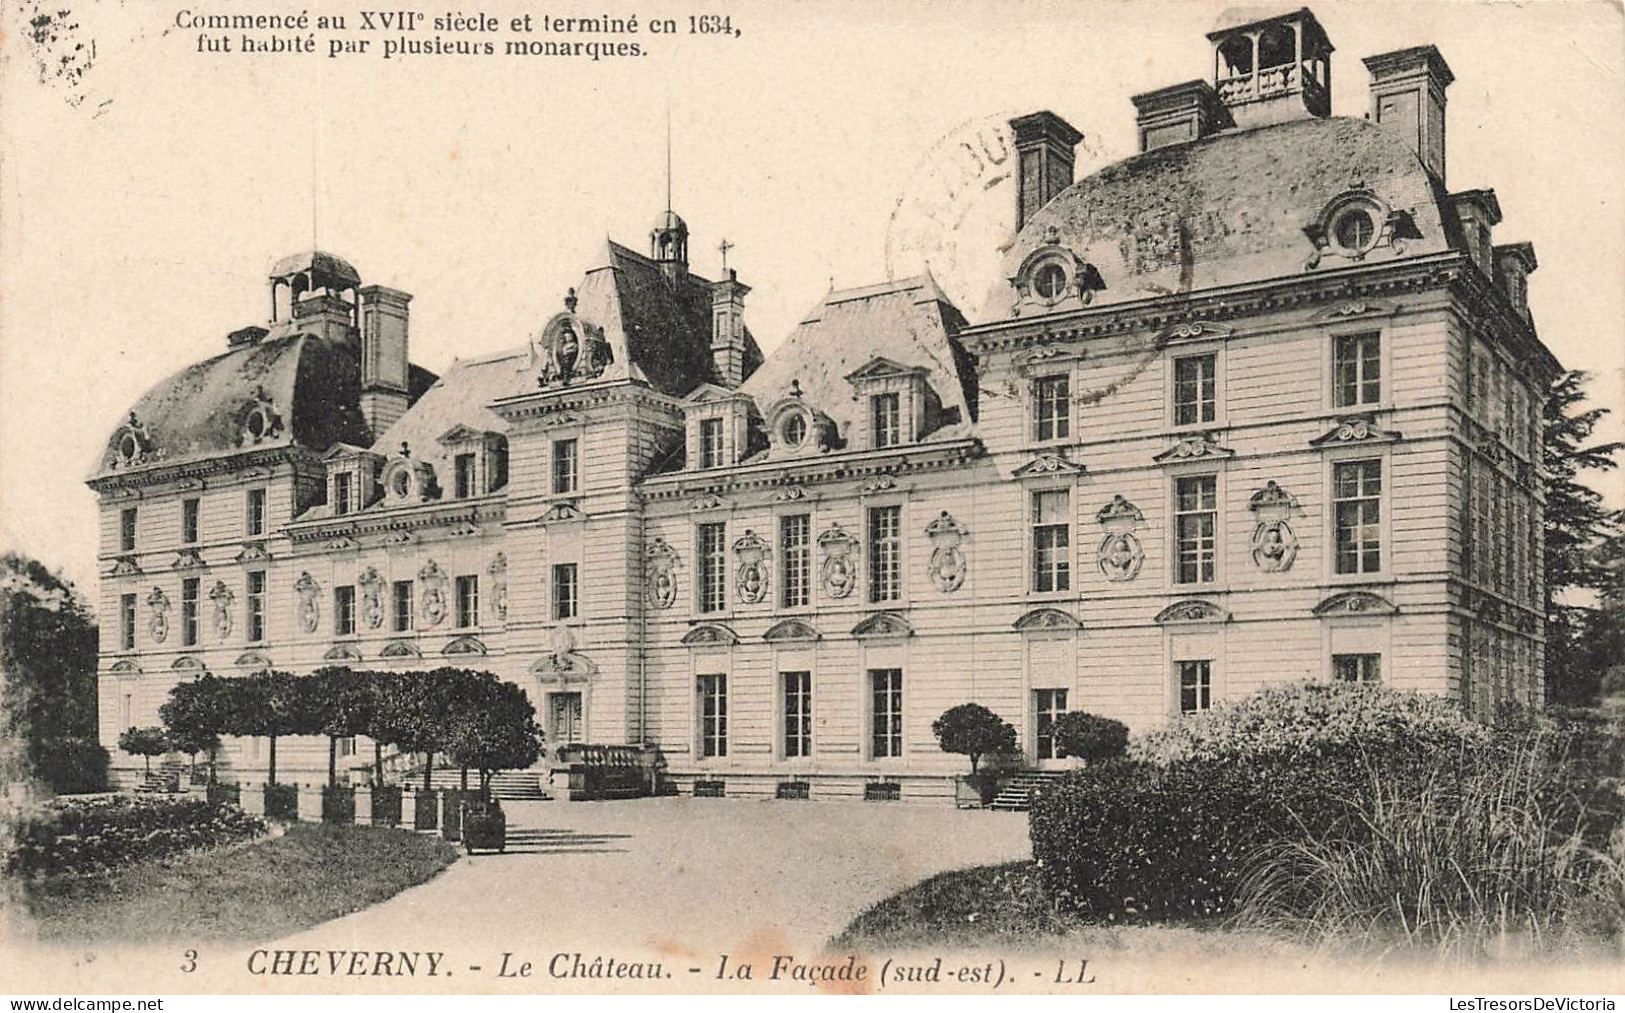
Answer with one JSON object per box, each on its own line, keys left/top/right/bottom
{"left": 483, "top": 827, "right": 634, "bottom": 856}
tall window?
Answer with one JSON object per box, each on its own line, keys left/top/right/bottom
{"left": 552, "top": 438, "right": 578, "bottom": 494}
{"left": 246, "top": 489, "right": 266, "bottom": 537}
{"left": 780, "top": 514, "right": 811, "bottom": 608}
{"left": 698, "top": 522, "right": 727, "bottom": 613}
{"left": 1333, "top": 333, "right": 1382, "bottom": 408}
{"left": 454, "top": 575, "right": 479, "bottom": 629}
{"left": 1173, "top": 354, "right": 1217, "bottom": 426}
{"left": 870, "top": 668, "right": 903, "bottom": 759}
{"left": 1174, "top": 475, "right": 1217, "bottom": 584}
{"left": 120, "top": 593, "right": 137, "bottom": 650}
{"left": 1035, "top": 688, "right": 1068, "bottom": 761}
{"left": 334, "top": 585, "right": 356, "bottom": 636}
{"left": 552, "top": 563, "right": 579, "bottom": 620}
{"left": 454, "top": 454, "right": 477, "bottom": 499}
{"left": 1031, "top": 489, "right": 1071, "bottom": 593}
{"left": 246, "top": 571, "right": 266, "bottom": 642}
{"left": 1333, "top": 459, "right": 1382, "bottom": 574}
{"left": 1178, "top": 660, "right": 1212, "bottom": 714}
{"left": 782, "top": 671, "right": 812, "bottom": 759}
{"left": 1333, "top": 653, "right": 1381, "bottom": 684}
{"left": 392, "top": 580, "right": 413, "bottom": 632}
{"left": 120, "top": 508, "right": 137, "bottom": 552}
{"left": 698, "top": 674, "right": 727, "bottom": 758}
{"left": 1033, "top": 375, "right": 1070, "bottom": 441}
{"left": 333, "top": 473, "right": 353, "bottom": 515}
{"left": 181, "top": 578, "right": 199, "bottom": 647}
{"left": 871, "top": 393, "right": 901, "bottom": 448}
{"left": 868, "top": 505, "right": 902, "bottom": 603}
{"left": 181, "top": 499, "right": 200, "bottom": 544}
{"left": 699, "top": 418, "right": 724, "bottom": 469}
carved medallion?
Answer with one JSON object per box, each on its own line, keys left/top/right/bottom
{"left": 418, "top": 560, "right": 448, "bottom": 628}
{"left": 646, "top": 538, "right": 680, "bottom": 610}
{"left": 734, "top": 529, "right": 771, "bottom": 605}
{"left": 818, "top": 523, "right": 858, "bottom": 600}
{"left": 357, "top": 566, "right": 385, "bottom": 629}
{"left": 1250, "top": 521, "right": 1298, "bottom": 572}
{"left": 146, "top": 586, "right": 170, "bottom": 643}
{"left": 208, "top": 580, "right": 234, "bottom": 640}
{"left": 1097, "top": 531, "right": 1144, "bottom": 582}
{"left": 924, "top": 511, "right": 967, "bottom": 593}
{"left": 293, "top": 571, "right": 321, "bottom": 634}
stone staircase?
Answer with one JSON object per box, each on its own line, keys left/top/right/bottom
{"left": 988, "top": 770, "right": 1067, "bottom": 812}
{"left": 398, "top": 767, "right": 551, "bottom": 802}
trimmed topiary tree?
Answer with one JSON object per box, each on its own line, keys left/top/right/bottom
{"left": 445, "top": 676, "right": 544, "bottom": 798}
{"left": 932, "top": 702, "right": 1019, "bottom": 774}
{"left": 117, "top": 725, "right": 169, "bottom": 775}
{"left": 1052, "top": 711, "right": 1128, "bottom": 764}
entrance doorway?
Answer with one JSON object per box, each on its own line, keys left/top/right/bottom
{"left": 549, "top": 692, "right": 583, "bottom": 746}
{"left": 1033, "top": 688, "right": 1069, "bottom": 768}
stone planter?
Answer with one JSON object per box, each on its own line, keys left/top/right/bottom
{"left": 265, "top": 783, "right": 298, "bottom": 820}
{"left": 322, "top": 785, "right": 355, "bottom": 823}
{"left": 412, "top": 789, "right": 439, "bottom": 831}
{"left": 462, "top": 800, "right": 506, "bottom": 854}
{"left": 372, "top": 786, "right": 402, "bottom": 826}
{"left": 954, "top": 772, "right": 1000, "bottom": 808}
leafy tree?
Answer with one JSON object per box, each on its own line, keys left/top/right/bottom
{"left": 375, "top": 668, "right": 474, "bottom": 790}
{"left": 308, "top": 666, "right": 376, "bottom": 786}
{"left": 117, "top": 725, "right": 169, "bottom": 775}
{"left": 931, "top": 702, "right": 1018, "bottom": 774}
{"left": 160, "top": 673, "right": 233, "bottom": 784}
{"left": 1052, "top": 711, "right": 1129, "bottom": 763}
{"left": 1543, "top": 371, "right": 1623, "bottom": 704}
{"left": 0, "top": 552, "right": 104, "bottom": 793}
{"left": 226, "top": 670, "right": 320, "bottom": 785}
{"left": 446, "top": 676, "right": 544, "bottom": 797}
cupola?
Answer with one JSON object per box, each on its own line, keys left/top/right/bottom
{"left": 1208, "top": 7, "right": 1333, "bottom": 128}
{"left": 651, "top": 209, "right": 689, "bottom": 283}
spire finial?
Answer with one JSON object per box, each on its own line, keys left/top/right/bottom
{"left": 718, "top": 238, "right": 734, "bottom": 273}
{"left": 665, "top": 101, "right": 673, "bottom": 214}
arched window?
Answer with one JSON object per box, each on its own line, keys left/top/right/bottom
{"left": 1218, "top": 36, "right": 1253, "bottom": 77}
{"left": 1258, "top": 24, "right": 1295, "bottom": 70}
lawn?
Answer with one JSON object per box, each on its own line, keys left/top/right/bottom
{"left": 19, "top": 822, "right": 459, "bottom": 942}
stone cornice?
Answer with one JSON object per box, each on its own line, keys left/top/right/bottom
{"left": 958, "top": 252, "right": 1467, "bottom": 355}
{"left": 285, "top": 496, "right": 506, "bottom": 545}
{"left": 639, "top": 438, "right": 984, "bottom": 503}
{"left": 86, "top": 445, "right": 319, "bottom": 496}
{"left": 489, "top": 380, "right": 681, "bottom": 429}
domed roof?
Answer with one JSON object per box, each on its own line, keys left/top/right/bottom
{"left": 268, "top": 250, "right": 362, "bottom": 287}
{"left": 988, "top": 116, "right": 1454, "bottom": 315}
{"left": 651, "top": 209, "right": 688, "bottom": 234}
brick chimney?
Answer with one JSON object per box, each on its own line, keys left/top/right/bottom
{"left": 1010, "top": 111, "right": 1082, "bottom": 231}
{"left": 1132, "top": 80, "right": 1233, "bottom": 152}
{"left": 358, "top": 285, "right": 412, "bottom": 439}
{"left": 291, "top": 292, "right": 355, "bottom": 344}
{"left": 710, "top": 270, "right": 750, "bottom": 389}
{"left": 1363, "top": 45, "right": 1454, "bottom": 182}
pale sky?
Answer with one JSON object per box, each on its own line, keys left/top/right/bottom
{"left": 3, "top": 0, "right": 1622, "bottom": 603}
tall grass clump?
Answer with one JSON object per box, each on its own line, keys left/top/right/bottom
{"left": 1235, "top": 722, "right": 1625, "bottom": 955}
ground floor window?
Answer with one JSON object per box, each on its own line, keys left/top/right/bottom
{"left": 1333, "top": 652, "right": 1382, "bottom": 684}
{"left": 782, "top": 671, "right": 812, "bottom": 759}
{"left": 1034, "top": 688, "right": 1068, "bottom": 760}
{"left": 338, "top": 736, "right": 357, "bottom": 757}
{"left": 1178, "top": 660, "right": 1212, "bottom": 714}
{"left": 698, "top": 674, "right": 727, "bottom": 758}
{"left": 870, "top": 668, "right": 903, "bottom": 759}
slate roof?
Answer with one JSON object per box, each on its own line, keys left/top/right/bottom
{"left": 988, "top": 115, "right": 1454, "bottom": 314}
{"left": 369, "top": 347, "right": 533, "bottom": 480}
{"left": 90, "top": 333, "right": 435, "bottom": 478}
{"left": 739, "top": 274, "right": 975, "bottom": 449}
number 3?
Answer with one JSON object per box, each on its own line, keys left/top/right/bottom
{"left": 181, "top": 950, "right": 197, "bottom": 973}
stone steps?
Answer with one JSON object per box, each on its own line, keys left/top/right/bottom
{"left": 988, "top": 770, "right": 1068, "bottom": 812}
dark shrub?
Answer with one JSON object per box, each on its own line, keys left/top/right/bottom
{"left": 321, "top": 785, "right": 355, "bottom": 824}
{"left": 371, "top": 786, "right": 402, "bottom": 826}
{"left": 932, "top": 703, "right": 1019, "bottom": 773}
{"left": 32, "top": 737, "right": 109, "bottom": 795}
{"left": 1029, "top": 743, "right": 1451, "bottom": 922}
{"left": 413, "top": 790, "right": 439, "bottom": 830}
{"left": 6, "top": 795, "right": 265, "bottom": 878}
{"left": 264, "top": 784, "right": 298, "bottom": 820}
{"left": 207, "top": 783, "right": 240, "bottom": 807}
{"left": 1052, "top": 712, "right": 1128, "bottom": 763}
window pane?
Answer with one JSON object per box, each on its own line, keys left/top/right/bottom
{"left": 1174, "top": 476, "right": 1217, "bottom": 584}
{"left": 868, "top": 506, "right": 902, "bottom": 602}
{"left": 1333, "top": 460, "right": 1382, "bottom": 574}
{"left": 780, "top": 515, "right": 810, "bottom": 608}
{"left": 1174, "top": 355, "right": 1216, "bottom": 425}
{"left": 699, "top": 522, "right": 727, "bottom": 612}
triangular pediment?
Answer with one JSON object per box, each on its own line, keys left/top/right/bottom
{"left": 763, "top": 618, "right": 822, "bottom": 643}
{"left": 437, "top": 424, "right": 496, "bottom": 446}
{"left": 851, "top": 611, "right": 914, "bottom": 639}
{"left": 322, "top": 442, "right": 378, "bottom": 461}
{"left": 1310, "top": 415, "right": 1403, "bottom": 448}
{"left": 682, "top": 623, "right": 739, "bottom": 647}
{"left": 682, "top": 383, "right": 745, "bottom": 405}
{"left": 843, "top": 356, "right": 925, "bottom": 383}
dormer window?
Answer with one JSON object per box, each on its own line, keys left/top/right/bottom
{"left": 436, "top": 426, "right": 506, "bottom": 499}
{"left": 700, "top": 418, "right": 724, "bottom": 468}
{"left": 1306, "top": 190, "right": 1420, "bottom": 268}
{"left": 1332, "top": 206, "right": 1378, "bottom": 257}
{"left": 1010, "top": 236, "right": 1106, "bottom": 317}
{"left": 454, "top": 453, "right": 477, "bottom": 499}
{"left": 333, "top": 475, "right": 354, "bottom": 515}
{"left": 762, "top": 384, "right": 835, "bottom": 460}
{"left": 322, "top": 444, "right": 382, "bottom": 515}
{"left": 681, "top": 384, "right": 756, "bottom": 472}
{"left": 872, "top": 394, "right": 901, "bottom": 449}
{"left": 1033, "top": 262, "right": 1068, "bottom": 301}
{"left": 782, "top": 413, "right": 807, "bottom": 448}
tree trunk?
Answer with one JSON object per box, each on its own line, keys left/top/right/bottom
{"left": 422, "top": 751, "right": 433, "bottom": 791}
{"left": 480, "top": 770, "right": 492, "bottom": 800}
{"left": 328, "top": 736, "right": 338, "bottom": 787}
{"left": 143, "top": 753, "right": 152, "bottom": 775}
{"left": 268, "top": 735, "right": 278, "bottom": 785}
{"left": 460, "top": 766, "right": 468, "bottom": 790}
{"left": 373, "top": 741, "right": 383, "bottom": 786}
{"left": 208, "top": 745, "right": 218, "bottom": 785}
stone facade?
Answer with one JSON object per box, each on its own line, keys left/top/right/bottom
{"left": 90, "top": 9, "right": 1557, "bottom": 799}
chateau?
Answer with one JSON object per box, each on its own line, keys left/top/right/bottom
{"left": 90, "top": 9, "right": 1557, "bottom": 800}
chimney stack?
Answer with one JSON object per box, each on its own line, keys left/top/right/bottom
{"left": 1493, "top": 243, "right": 1537, "bottom": 324}
{"left": 1132, "top": 80, "right": 1233, "bottom": 152}
{"left": 710, "top": 269, "right": 750, "bottom": 389}
{"left": 358, "top": 285, "right": 412, "bottom": 439}
{"left": 1363, "top": 45, "right": 1453, "bottom": 182}
{"left": 291, "top": 292, "right": 355, "bottom": 345}
{"left": 1449, "top": 189, "right": 1501, "bottom": 277}
{"left": 1010, "top": 111, "right": 1083, "bottom": 231}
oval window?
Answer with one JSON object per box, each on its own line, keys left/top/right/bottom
{"left": 391, "top": 470, "right": 411, "bottom": 498}
{"left": 1033, "top": 262, "right": 1069, "bottom": 301}
{"left": 782, "top": 413, "right": 807, "bottom": 447}
{"left": 246, "top": 410, "right": 266, "bottom": 439}
{"left": 1333, "top": 208, "right": 1377, "bottom": 254}
{"left": 118, "top": 433, "right": 138, "bottom": 461}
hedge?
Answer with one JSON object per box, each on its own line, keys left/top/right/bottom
{"left": 6, "top": 795, "right": 265, "bottom": 878}
{"left": 265, "top": 784, "right": 298, "bottom": 820}
{"left": 371, "top": 786, "right": 402, "bottom": 826}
